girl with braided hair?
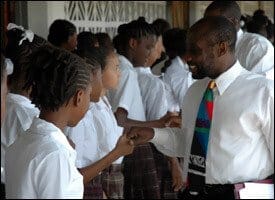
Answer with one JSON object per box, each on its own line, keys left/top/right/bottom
{"left": 108, "top": 17, "right": 180, "bottom": 199}
{"left": 1, "top": 24, "right": 48, "bottom": 196}
{"left": 5, "top": 45, "right": 134, "bottom": 198}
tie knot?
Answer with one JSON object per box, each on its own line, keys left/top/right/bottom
{"left": 208, "top": 80, "right": 216, "bottom": 89}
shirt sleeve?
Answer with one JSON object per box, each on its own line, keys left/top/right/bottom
{"left": 246, "top": 38, "right": 274, "bottom": 75}
{"left": 261, "top": 83, "right": 274, "bottom": 165}
{"left": 34, "top": 150, "right": 83, "bottom": 199}
{"left": 109, "top": 69, "right": 138, "bottom": 113}
{"left": 150, "top": 127, "right": 185, "bottom": 157}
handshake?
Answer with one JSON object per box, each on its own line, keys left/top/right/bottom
{"left": 115, "top": 113, "right": 181, "bottom": 156}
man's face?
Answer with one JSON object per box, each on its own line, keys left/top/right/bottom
{"left": 186, "top": 34, "right": 216, "bottom": 79}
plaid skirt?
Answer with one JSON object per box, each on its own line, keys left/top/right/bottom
{"left": 102, "top": 164, "right": 124, "bottom": 199}
{"left": 122, "top": 143, "right": 161, "bottom": 199}
{"left": 84, "top": 164, "right": 124, "bottom": 199}
{"left": 84, "top": 173, "right": 103, "bottom": 199}
{"left": 150, "top": 143, "right": 179, "bottom": 199}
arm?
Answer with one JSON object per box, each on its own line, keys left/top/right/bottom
{"left": 78, "top": 134, "right": 134, "bottom": 185}
{"left": 168, "top": 156, "right": 184, "bottom": 191}
{"left": 115, "top": 107, "right": 181, "bottom": 128}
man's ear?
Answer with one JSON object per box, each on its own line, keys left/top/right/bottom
{"left": 73, "top": 90, "right": 84, "bottom": 106}
{"left": 217, "top": 41, "right": 228, "bottom": 57}
{"left": 129, "top": 38, "right": 138, "bottom": 50}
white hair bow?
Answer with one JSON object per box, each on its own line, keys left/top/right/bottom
{"left": 7, "top": 23, "right": 34, "bottom": 46}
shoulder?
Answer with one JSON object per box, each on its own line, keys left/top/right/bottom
{"left": 242, "top": 32, "right": 273, "bottom": 51}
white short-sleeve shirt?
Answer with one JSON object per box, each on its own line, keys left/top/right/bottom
{"left": 163, "top": 56, "right": 195, "bottom": 109}
{"left": 1, "top": 93, "right": 40, "bottom": 183}
{"left": 5, "top": 117, "right": 83, "bottom": 199}
{"left": 106, "top": 55, "right": 146, "bottom": 121}
{"left": 236, "top": 29, "right": 274, "bottom": 79}
{"left": 135, "top": 67, "right": 168, "bottom": 120}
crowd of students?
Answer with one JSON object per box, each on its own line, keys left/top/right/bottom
{"left": 0, "top": 1, "right": 274, "bottom": 199}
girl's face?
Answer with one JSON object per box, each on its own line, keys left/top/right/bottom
{"left": 132, "top": 35, "right": 156, "bottom": 67}
{"left": 69, "top": 74, "right": 93, "bottom": 127}
{"left": 145, "top": 36, "right": 164, "bottom": 67}
{"left": 102, "top": 53, "right": 120, "bottom": 90}
{"left": 90, "top": 68, "right": 103, "bottom": 102}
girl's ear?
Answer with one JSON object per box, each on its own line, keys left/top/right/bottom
{"left": 129, "top": 38, "right": 138, "bottom": 50}
{"left": 73, "top": 90, "right": 84, "bottom": 106}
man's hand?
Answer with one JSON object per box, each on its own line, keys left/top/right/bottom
{"left": 114, "top": 134, "right": 134, "bottom": 156}
{"left": 157, "top": 113, "right": 182, "bottom": 128}
{"left": 126, "top": 127, "right": 155, "bottom": 146}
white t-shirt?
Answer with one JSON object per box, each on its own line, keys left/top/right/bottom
{"left": 107, "top": 55, "right": 146, "bottom": 121}
{"left": 135, "top": 67, "right": 168, "bottom": 120}
{"left": 151, "top": 61, "right": 274, "bottom": 184}
{"left": 236, "top": 29, "right": 274, "bottom": 79}
{"left": 1, "top": 93, "right": 40, "bottom": 183}
{"left": 163, "top": 56, "right": 195, "bottom": 109}
{"left": 5, "top": 117, "right": 83, "bottom": 199}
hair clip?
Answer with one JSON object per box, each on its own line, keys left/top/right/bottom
{"left": 7, "top": 23, "right": 34, "bottom": 46}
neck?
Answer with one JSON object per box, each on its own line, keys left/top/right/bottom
{"left": 213, "top": 54, "right": 236, "bottom": 79}
{"left": 39, "top": 109, "right": 68, "bottom": 132}
{"left": 100, "top": 88, "right": 107, "bottom": 97}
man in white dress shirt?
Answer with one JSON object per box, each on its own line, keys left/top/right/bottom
{"left": 204, "top": 1, "right": 274, "bottom": 79}
{"left": 127, "top": 16, "right": 274, "bottom": 200}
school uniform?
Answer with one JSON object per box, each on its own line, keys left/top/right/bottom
{"left": 236, "top": 29, "right": 274, "bottom": 79}
{"left": 163, "top": 56, "right": 195, "bottom": 110}
{"left": 136, "top": 67, "right": 179, "bottom": 199}
{"left": 5, "top": 117, "right": 83, "bottom": 199}
{"left": 89, "top": 96, "right": 124, "bottom": 199}
{"left": 107, "top": 55, "right": 160, "bottom": 199}
{"left": 1, "top": 93, "right": 39, "bottom": 185}
{"left": 65, "top": 98, "right": 124, "bottom": 199}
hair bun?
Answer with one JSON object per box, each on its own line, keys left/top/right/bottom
{"left": 137, "top": 17, "right": 146, "bottom": 23}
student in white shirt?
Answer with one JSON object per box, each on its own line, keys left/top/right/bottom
{"left": 5, "top": 45, "right": 134, "bottom": 199}
{"left": 204, "top": 1, "right": 274, "bottom": 79}
{"left": 162, "top": 28, "right": 195, "bottom": 110}
{"left": 1, "top": 25, "right": 48, "bottom": 197}
{"left": 135, "top": 25, "right": 184, "bottom": 198}
{"left": 127, "top": 16, "right": 274, "bottom": 200}
{"left": 66, "top": 46, "right": 127, "bottom": 199}
{"left": 108, "top": 17, "right": 180, "bottom": 199}
{"left": 0, "top": 53, "right": 8, "bottom": 199}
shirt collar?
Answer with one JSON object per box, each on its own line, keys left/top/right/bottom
{"left": 237, "top": 29, "right": 243, "bottom": 40}
{"left": 118, "top": 54, "right": 134, "bottom": 70}
{"left": 30, "top": 117, "right": 74, "bottom": 152}
{"left": 213, "top": 60, "right": 244, "bottom": 95}
{"left": 135, "top": 67, "right": 152, "bottom": 74}
{"left": 175, "top": 56, "right": 189, "bottom": 71}
{"left": 7, "top": 93, "right": 34, "bottom": 107}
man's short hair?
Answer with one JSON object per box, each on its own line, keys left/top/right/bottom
{"left": 188, "top": 16, "right": 237, "bottom": 52}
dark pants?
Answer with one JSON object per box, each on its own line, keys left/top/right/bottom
{"left": 178, "top": 184, "right": 235, "bottom": 200}
{"left": 1, "top": 183, "right": 5, "bottom": 199}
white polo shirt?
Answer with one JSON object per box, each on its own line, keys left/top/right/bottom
{"left": 5, "top": 117, "right": 83, "bottom": 199}
{"left": 106, "top": 55, "right": 146, "bottom": 121}
{"left": 1, "top": 93, "right": 39, "bottom": 183}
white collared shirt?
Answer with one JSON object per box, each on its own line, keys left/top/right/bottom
{"left": 93, "top": 96, "right": 123, "bottom": 164}
{"left": 65, "top": 103, "right": 100, "bottom": 168}
{"left": 236, "top": 29, "right": 274, "bottom": 79}
{"left": 5, "top": 117, "right": 83, "bottom": 199}
{"left": 106, "top": 55, "right": 146, "bottom": 121}
{"left": 151, "top": 60, "right": 274, "bottom": 184}
{"left": 135, "top": 67, "right": 168, "bottom": 120}
{"left": 163, "top": 56, "right": 195, "bottom": 109}
{"left": 1, "top": 93, "right": 40, "bottom": 183}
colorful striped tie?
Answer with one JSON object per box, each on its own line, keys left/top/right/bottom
{"left": 187, "top": 80, "right": 216, "bottom": 192}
